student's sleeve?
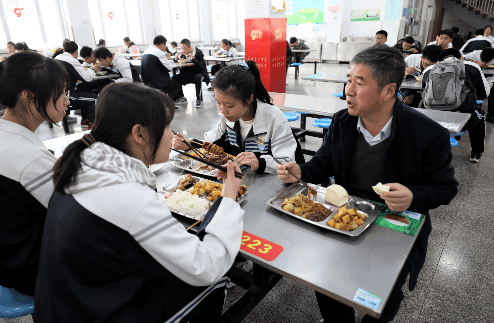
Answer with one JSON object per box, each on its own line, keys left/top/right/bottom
{"left": 114, "top": 59, "right": 133, "bottom": 83}
{"left": 472, "top": 65, "right": 490, "bottom": 99}
{"left": 204, "top": 117, "right": 228, "bottom": 143}
{"left": 192, "top": 51, "right": 207, "bottom": 71}
{"left": 127, "top": 197, "right": 243, "bottom": 286}
{"left": 460, "top": 39, "right": 471, "bottom": 54}
{"left": 20, "top": 156, "right": 56, "bottom": 208}
{"left": 259, "top": 119, "right": 297, "bottom": 174}
{"left": 74, "top": 63, "right": 95, "bottom": 82}
{"left": 158, "top": 55, "right": 174, "bottom": 72}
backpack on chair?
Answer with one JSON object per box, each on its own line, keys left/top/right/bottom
{"left": 422, "top": 56, "right": 470, "bottom": 110}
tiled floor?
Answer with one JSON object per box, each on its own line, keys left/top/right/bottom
{"left": 3, "top": 62, "right": 493, "bottom": 323}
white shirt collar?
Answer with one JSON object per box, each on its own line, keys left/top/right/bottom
{"left": 356, "top": 116, "right": 393, "bottom": 146}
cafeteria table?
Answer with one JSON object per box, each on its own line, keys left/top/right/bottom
{"left": 93, "top": 74, "right": 121, "bottom": 80}
{"left": 121, "top": 53, "right": 142, "bottom": 58}
{"left": 204, "top": 56, "right": 244, "bottom": 63}
{"left": 152, "top": 158, "right": 425, "bottom": 322}
{"left": 171, "top": 62, "right": 195, "bottom": 76}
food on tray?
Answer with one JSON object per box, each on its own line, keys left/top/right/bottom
{"left": 281, "top": 193, "right": 331, "bottom": 222}
{"left": 384, "top": 214, "right": 410, "bottom": 225}
{"left": 202, "top": 142, "right": 225, "bottom": 155}
{"left": 327, "top": 206, "right": 367, "bottom": 231}
{"left": 324, "top": 184, "right": 349, "bottom": 207}
{"left": 162, "top": 190, "right": 210, "bottom": 216}
{"left": 190, "top": 180, "right": 247, "bottom": 202}
{"left": 372, "top": 182, "right": 390, "bottom": 195}
{"left": 200, "top": 142, "right": 233, "bottom": 165}
{"left": 176, "top": 174, "right": 196, "bottom": 191}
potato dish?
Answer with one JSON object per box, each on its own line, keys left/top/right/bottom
{"left": 327, "top": 206, "right": 367, "bottom": 231}
{"left": 190, "top": 180, "right": 247, "bottom": 202}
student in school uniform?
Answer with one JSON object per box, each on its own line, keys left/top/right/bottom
{"left": 35, "top": 83, "right": 244, "bottom": 322}
{"left": 483, "top": 25, "right": 494, "bottom": 45}
{"left": 141, "top": 35, "right": 184, "bottom": 103}
{"left": 427, "top": 29, "right": 454, "bottom": 50}
{"left": 55, "top": 41, "right": 98, "bottom": 129}
{"left": 374, "top": 30, "right": 388, "bottom": 45}
{"left": 123, "top": 36, "right": 138, "bottom": 53}
{"left": 173, "top": 38, "right": 210, "bottom": 108}
{"left": 94, "top": 47, "right": 141, "bottom": 83}
{"left": 289, "top": 37, "right": 311, "bottom": 62}
{"left": 6, "top": 41, "right": 15, "bottom": 54}
{"left": 461, "top": 47, "right": 494, "bottom": 67}
{"left": 0, "top": 51, "right": 69, "bottom": 297}
{"left": 393, "top": 36, "right": 422, "bottom": 56}
{"left": 210, "top": 39, "right": 239, "bottom": 76}
{"left": 97, "top": 39, "right": 106, "bottom": 48}
{"left": 451, "top": 27, "right": 465, "bottom": 50}
{"left": 14, "top": 42, "right": 30, "bottom": 52}
{"left": 461, "top": 29, "right": 492, "bottom": 54}
{"left": 169, "top": 41, "right": 178, "bottom": 54}
{"left": 79, "top": 46, "right": 96, "bottom": 65}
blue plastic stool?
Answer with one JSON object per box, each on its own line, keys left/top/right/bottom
{"left": 313, "top": 118, "right": 332, "bottom": 137}
{"left": 333, "top": 92, "right": 344, "bottom": 98}
{"left": 291, "top": 63, "right": 302, "bottom": 79}
{"left": 451, "top": 131, "right": 465, "bottom": 140}
{"left": 477, "top": 100, "right": 483, "bottom": 105}
{"left": 284, "top": 112, "right": 300, "bottom": 122}
{"left": 0, "top": 286, "right": 34, "bottom": 318}
{"left": 450, "top": 137, "right": 458, "bottom": 147}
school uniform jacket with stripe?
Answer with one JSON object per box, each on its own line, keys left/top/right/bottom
{"left": 0, "top": 119, "right": 57, "bottom": 296}
{"left": 204, "top": 100, "right": 298, "bottom": 174}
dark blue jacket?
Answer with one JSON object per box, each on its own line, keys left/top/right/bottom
{"left": 140, "top": 54, "right": 171, "bottom": 90}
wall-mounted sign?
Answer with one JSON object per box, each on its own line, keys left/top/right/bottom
{"left": 350, "top": 9, "right": 381, "bottom": 22}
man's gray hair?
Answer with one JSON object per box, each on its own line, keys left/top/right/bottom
{"left": 351, "top": 45, "right": 406, "bottom": 96}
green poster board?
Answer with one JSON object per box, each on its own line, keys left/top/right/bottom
{"left": 350, "top": 9, "right": 381, "bottom": 22}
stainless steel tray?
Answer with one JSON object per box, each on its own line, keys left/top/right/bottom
{"left": 266, "top": 183, "right": 381, "bottom": 236}
{"left": 158, "top": 174, "right": 247, "bottom": 221}
{"left": 167, "top": 155, "right": 218, "bottom": 177}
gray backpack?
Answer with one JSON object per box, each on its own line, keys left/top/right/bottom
{"left": 422, "top": 56, "right": 470, "bottom": 110}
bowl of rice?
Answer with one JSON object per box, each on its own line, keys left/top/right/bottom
{"left": 161, "top": 190, "right": 210, "bottom": 219}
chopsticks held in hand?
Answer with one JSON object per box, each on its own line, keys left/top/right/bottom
{"left": 272, "top": 157, "right": 316, "bottom": 197}
{"left": 172, "top": 130, "right": 207, "bottom": 159}
{"left": 171, "top": 148, "right": 244, "bottom": 179}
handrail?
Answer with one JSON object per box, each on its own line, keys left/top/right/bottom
{"left": 461, "top": 0, "right": 494, "bottom": 18}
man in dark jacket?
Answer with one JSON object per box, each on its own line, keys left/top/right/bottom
{"left": 451, "top": 26, "right": 465, "bottom": 50}
{"left": 393, "top": 36, "right": 422, "bottom": 56}
{"left": 422, "top": 48, "right": 490, "bottom": 163}
{"left": 289, "top": 37, "right": 310, "bottom": 62}
{"left": 172, "top": 38, "right": 210, "bottom": 108}
{"left": 460, "top": 29, "right": 492, "bottom": 54}
{"left": 277, "top": 45, "right": 458, "bottom": 323}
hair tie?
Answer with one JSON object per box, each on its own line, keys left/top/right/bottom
{"left": 81, "top": 133, "right": 96, "bottom": 147}
{"left": 237, "top": 61, "right": 249, "bottom": 70}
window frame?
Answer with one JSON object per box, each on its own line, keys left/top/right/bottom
{"left": 211, "top": 0, "right": 238, "bottom": 42}
{"left": 163, "top": 0, "right": 201, "bottom": 43}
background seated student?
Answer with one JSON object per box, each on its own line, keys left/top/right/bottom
{"left": 451, "top": 26, "right": 465, "bottom": 50}
{"left": 97, "top": 39, "right": 105, "bottom": 47}
{"left": 276, "top": 45, "right": 458, "bottom": 323}
{"left": 374, "top": 30, "right": 388, "bottom": 45}
{"left": 400, "top": 44, "right": 443, "bottom": 107}
{"left": 393, "top": 36, "right": 422, "bottom": 56}
{"left": 210, "top": 39, "right": 238, "bottom": 76}
{"left": 79, "top": 46, "right": 114, "bottom": 94}
{"left": 141, "top": 35, "right": 184, "bottom": 103}
{"left": 0, "top": 51, "right": 68, "bottom": 297}
{"left": 461, "top": 47, "right": 494, "bottom": 67}
{"left": 289, "top": 37, "right": 310, "bottom": 62}
{"left": 428, "top": 29, "right": 454, "bottom": 50}
{"left": 461, "top": 29, "right": 492, "bottom": 54}
{"left": 6, "top": 41, "right": 15, "bottom": 54}
{"left": 286, "top": 40, "right": 293, "bottom": 75}
{"left": 35, "top": 83, "right": 244, "bottom": 322}
{"left": 55, "top": 41, "right": 98, "bottom": 129}
{"left": 173, "top": 61, "right": 304, "bottom": 174}
{"left": 483, "top": 25, "right": 494, "bottom": 45}
{"left": 51, "top": 48, "right": 63, "bottom": 59}
{"left": 79, "top": 46, "right": 96, "bottom": 65}
{"left": 422, "top": 48, "right": 490, "bottom": 163}
{"left": 94, "top": 47, "right": 141, "bottom": 83}
{"left": 123, "top": 36, "right": 138, "bottom": 53}
{"left": 14, "top": 42, "right": 29, "bottom": 52}
{"left": 169, "top": 41, "right": 178, "bottom": 54}
{"left": 173, "top": 38, "right": 210, "bottom": 108}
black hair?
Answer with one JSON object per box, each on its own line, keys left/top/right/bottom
{"left": 484, "top": 25, "right": 493, "bottom": 32}
{"left": 14, "top": 42, "right": 29, "bottom": 51}
{"left": 439, "top": 29, "right": 454, "bottom": 39}
{"left": 79, "top": 46, "right": 93, "bottom": 58}
{"left": 0, "top": 51, "right": 68, "bottom": 123}
{"left": 403, "top": 37, "right": 415, "bottom": 44}
{"left": 212, "top": 60, "right": 272, "bottom": 118}
{"left": 123, "top": 37, "right": 130, "bottom": 42}
{"left": 180, "top": 38, "right": 191, "bottom": 47}
{"left": 7, "top": 41, "right": 15, "bottom": 46}
{"left": 98, "top": 39, "right": 106, "bottom": 46}
{"left": 436, "top": 30, "right": 443, "bottom": 37}
{"left": 53, "top": 83, "right": 175, "bottom": 194}
{"left": 289, "top": 37, "right": 297, "bottom": 44}
{"left": 93, "top": 47, "right": 113, "bottom": 60}
{"left": 480, "top": 47, "right": 494, "bottom": 62}
{"left": 475, "top": 29, "right": 484, "bottom": 36}
{"left": 63, "top": 41, "right": 78, "bottom": 54}
{"left": 439, "top": 48, "right": 461, "bottom": 61}
{"left": 153, "top": 35, "right": 167, "bottom": 45}
{"left": 376, "top": 30, "right": 388, "bottom": 38}
{"left": 422, "top": 45, "right": 443, "bottom": 63}
{"left": 221, "top": 39, "right": 236, "bottom": 48}
{"left": 171, "top": 41, "right": 177, "bottom": 47}
{"left": 52, "top": 48, "right": 64, "bottom": 59}
{"left": 451, "top": 27, "right": 459, "bottom": 34}
{"left": 351, "top": 45, "right": 406, "bottom": 97}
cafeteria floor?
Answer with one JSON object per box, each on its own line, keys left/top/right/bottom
{"left": 4, "top": 62, "right": 494, "bottom": 323}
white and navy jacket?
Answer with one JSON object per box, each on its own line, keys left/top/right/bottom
{"left": 0, "top": 119, "right": 57, "bottom": 296}
{"left": 56, "top": 52, "right": 95, "bottom": 90}
{"left": 204, "top": 100, "right": 300, "bottom": 174}
{"left": 460, "top": 35, "right": 492, "bottom": 54}
{"left": 464, "top": 50, "right": 493, "bottom": 65}
{"left": 108, "top": 52, "right": 140, "bottom": 83}
{"left": 141, "top": 45, "right": 174, "bottom": 89}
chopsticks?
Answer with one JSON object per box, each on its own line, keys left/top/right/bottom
{"left": 190, "top": 140, "right": 236, "bottom": 159}
{"left": 272, "top": 157, "right": 316, "bottom": 197}
{"left": 171, "top": 148, "right": 243, "bottom": 179}
{"left": 172, "top": 130, "right": 207, "bottom": 159}
{"left": 186, "top": 218, "right": 203, "bottom": 231}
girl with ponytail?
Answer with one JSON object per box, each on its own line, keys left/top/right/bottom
{"left": 0, "top": 51, "right": 69, "bottom": 296}
{"left": 210, "top": 38, "right": 239, "bottom": 75}
{"left": 173, "top": 60, "right": 303, "bottom": 174}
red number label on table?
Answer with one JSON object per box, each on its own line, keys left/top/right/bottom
{"left": 240, "top": 231, "right": 284, "bottom": 261}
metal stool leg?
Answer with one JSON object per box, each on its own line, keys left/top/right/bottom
{"left": 62, "top": 116, "right": 70, "bottom": 134}
{"left": 314, "top": 61, "right": 317, "bottom": 74}
{"left": 300, "top": 114, "right": 307, "bottom": 142}
{"left": 48, "top": 122, "right": 53, "bottom": 129}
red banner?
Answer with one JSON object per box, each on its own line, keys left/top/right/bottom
{"left": 240, "top": 231, "right": 284, "bottom": 261}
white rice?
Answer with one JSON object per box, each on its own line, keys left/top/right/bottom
{"left": 161, "top": 190, "right": 210, "bottom": 217}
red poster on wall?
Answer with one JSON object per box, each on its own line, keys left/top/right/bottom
{"left": 245, "top": 18, "right": 287, "bottom": 93}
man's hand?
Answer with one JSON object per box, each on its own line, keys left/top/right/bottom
{"left": 276, "top": 161, "right": 302, "bottom": 183}
{"left": 410, "top": 48, "right": 419, "bottom": 53}
{"left": 403, "top": 94, "right": 414, "bottom": 105}
{"left": 380, "top": 183, "right": 413, "bottom": 212}
{"left": 405, "top": 67, "right": 415, "bottom": 76}
{"left": 236, "top": 152, "right": 259, "bottom": 171}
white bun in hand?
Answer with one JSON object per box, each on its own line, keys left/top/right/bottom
{"left": 324, "top": 184, "right": 349, "bottom": 207}
{"left": 372, "top": 182, "right": 390, "bottom": 195}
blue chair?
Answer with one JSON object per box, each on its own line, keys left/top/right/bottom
{"left": 292, "top": 111, "right": 311, "bottom": 142}
{"left": 451, "top": 131, "right": 465, "bottom": 140}
{"left": 291, "top": 63, "right": 302, "bottom": 79}
{"left": 313, "top": 118, "right": 332, "bottom": 137}
{"left": 477, "top": 100, "right": 483, "bottom": 105}
{"left": 333, "top": 92, "right": 344, "bottom": 98}
{"left": 0, "top": 286, "right": 34, "bottom": 318}
{"left": 284, "top": 112, "right": 299, "bottom": 122}
{"left": 450, "top": 137, "right": 458, "bottom": 147}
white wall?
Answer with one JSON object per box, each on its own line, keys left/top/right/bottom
{"left": 441, "top": 11, "right": 476, "bottom": 40}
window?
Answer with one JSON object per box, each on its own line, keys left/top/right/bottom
{"left": 0, "top": 0, "right": 65, "bottom": 50}
{"left": 158, "top": 0, "right": 201, "bottom": 42}
{"left": 88, "top": 0, "right": 144, "bottom": 46}
{"left": 212, "top": 0, "right": 237, "bottom": 41}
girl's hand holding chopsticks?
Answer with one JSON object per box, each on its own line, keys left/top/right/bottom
{"left": 216, "top": 160, "right": 243, "bottom": 201}
{"left": 172, "top": 132, "right": 189, "bottom": 151}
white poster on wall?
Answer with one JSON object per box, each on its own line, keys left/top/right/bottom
{"left": 245, "top": 0, "right": 270, "bottom": 18}
{"left": 325, "top": 0, "right": 343, "bottom": 42}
